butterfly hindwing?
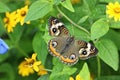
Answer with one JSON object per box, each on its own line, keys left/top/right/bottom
{"left": 75, "top": 40, "right": 98, "bottom": 60}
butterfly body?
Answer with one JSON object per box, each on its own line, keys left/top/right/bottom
{"left": 48, "top": 16, "right": 98, "bottom": 65}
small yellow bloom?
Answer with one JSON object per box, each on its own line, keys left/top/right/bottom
{"left": 69, "top": 77, "right": 74, "bottom": 80}
{"left": 106, "top": 1, "right": 120, "bottom": 21}
{"left": 71, "top": 0, "right": 80, "bottom": 4}
{"left": 25, "top": 53, "right": 41, "bottom": 72}
{"left": 76, "top": 74, "right": 82, "bottom": 80}
{"left": 69, "top": 74, "right": 83, "bottom": 80}
{"left": 37, "top": 65, "right": 48, "bottom": 76}
{"left": 18, "top": 61, "right": 34, "bottom": 77}
{"left": 3, "top": 11, "right": 17, "bottom": 32}
{"left": 16, "top": 5, "right": 30, "bottom": 25}
{"left": 69, "top": 74, "right": 93, "bottom": 80}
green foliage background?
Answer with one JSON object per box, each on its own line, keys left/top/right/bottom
{"left": 0, "top": 0, "right": 120, "bottom": 80}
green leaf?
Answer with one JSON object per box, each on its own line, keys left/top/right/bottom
{"left": 19, "top": 38, "right": 33, "bottom": 54}
{"left": 37, "top": 74, "right": 49, "bottom": 80}
{"left": 8, "top": 25, "right": 24, "bottom": 44}
{"left": 25, "top": 0, "right": 53, "bottom": 22}
{"left": 54, "top": 0, "right": 61, "bottom": 5}
{"left": 33, "top": 32, "right": 48, "bottom": 65}
{"left": 103, "top": 29, "right": 120, "bottom": 50}
{"left": 0, "top": 53, "right": 9, "bottom": 63}
{"left": 99, "top": 0, "right": 117, "bottom": 3}
{"left": 67, "top": 25, "right": 90, "bottom": 41}
{"left": 109, "top": 20, "right": 120, "bottom": 29}
{"left": 95, "top": 39, "right": 119, "bottom": 71}
{"left": 43, "top": 31, "right": 51, "bottom": 43}
{"left": 52, "top": 57, "right": 61, "bottom": 65}
{"left": 43, "top": 25, "right": 52, "bottom": 43}
{"left": 0, "top": 2, "right": 10, "bottom": 13}
{"left": 82, "top": 0, "right": 92, "bottom": 15}
{"left": 61, "top": 66, "right": 77, "bottom": 76}
{"left": 61, "top": 0, "right": 75, "bottom": 12}
{"left": 77, "top": 15, "right": 89, "bottom": 24}
{"left": 50, "top": 63, "right": 67, "bottom": 80}
{"left": 91, "top": 19, "right": 109, "bottom": 40}
{"left": 95, "top": 76, "right": 120, "bottom": 80}
{"left": 50, "top": 63, "right": 77, "bottom": 80}
{"left": 79, "top": 63, "right": 90, "bottom": 80}
{"left": 0, "top": 63, "right": 15, "bottom": 80}
{"left": 91, "top": 4, "right": 106, "bottom": 20}
{"left": 0, "top": 17, "right": 5, "bottom": 36}
{"left": 50, "top": 74, "right": 69, "bottom": 80}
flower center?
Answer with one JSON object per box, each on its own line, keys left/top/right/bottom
{"left": 27, "top": 60, "right": 34, "bottom": 67}
{"left": 4, "top": 18, "right": 9, "bottom": 24}
{"left": 114, "top": 7, "right": 120, "bottom": 13}
{"left": 21, "top": 11, "right": 26, "bottom": 16}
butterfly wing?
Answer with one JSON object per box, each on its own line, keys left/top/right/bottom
{"left": 59, "top": 39, "right": 98, "bottom": 65}
{"left": 48, "top": 36, "right": 69, "bottom": 57}
{"left": 48, "top": 36, "right": 79, "bottom": 65}
{"left": 59, "top": 42, "right": 79, "bottom": 65}
{"left": 48, "top": 16, "right": 70, "bottom": 37}
{"left": 74, "top": 40, "right": 98, "bottom": 60}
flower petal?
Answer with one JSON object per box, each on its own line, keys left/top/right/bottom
{"left": 106, "top": 1, "right": 120, "bottom": 22}
{"left": 76, "top": 74, "right": 81, "bottom": 80}
{"left": 69, "top": 77, "right": 74, "bottom": 80}
{"left": 18, "top": 61, "right": 34, "bottom": 77}
{"left": 32, "top": 53, "right": 37, "bottom": 60}
{"left": 33, "top": 65, "right": 39, "bottom": 72}
{"left": 33, "top": 61, "right": 41, "bottom": 72}
{"left": 37, "top": 65, "right": 48, "bottom": 76}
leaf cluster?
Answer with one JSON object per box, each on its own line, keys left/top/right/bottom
{"left": 0, "top": 0, "right": 120, "bottom": 80}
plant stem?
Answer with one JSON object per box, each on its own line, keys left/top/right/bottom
{"left": 43, "top": 68, "right": 52, "bottom": 72}
{"left": 56, "top": 6, "right": 90, "bottom": 35}
{"left": 97, "top": 56, "right": 101, "bottom": 78}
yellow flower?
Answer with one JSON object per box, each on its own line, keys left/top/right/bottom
{"left": 3, "top": 11, "right": 17, "bottom": 32}
{"left": 69, "top": 74, "right": 83, "bottom": 80}
{"left": 106, "top": 1, "right": 120, "bottom": 21}
{"left": 37, "top": 65, "right": 48, "bottom": 76}
{"left": 69, "top": 74, "right": 94, "bottom": 80}
{"left": 18, "top": 61, "right": 34, "bottom": 77}
{"left": 16, "top": 5, "right": 30, "bottom": 25}
{"left": 25, "top": 53, "right": 41, "bottom": 72}
{"left": 18, "top": 53, "right": 44, "bottom": 77}
{"left": 76, "top": 74, "right": 82, "bottom": 80}
{"left": 71, "top": 0, "right": 80, "bottom": 4}
{"left": 69, "top": 77, "right": 74, "bottom": 80}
